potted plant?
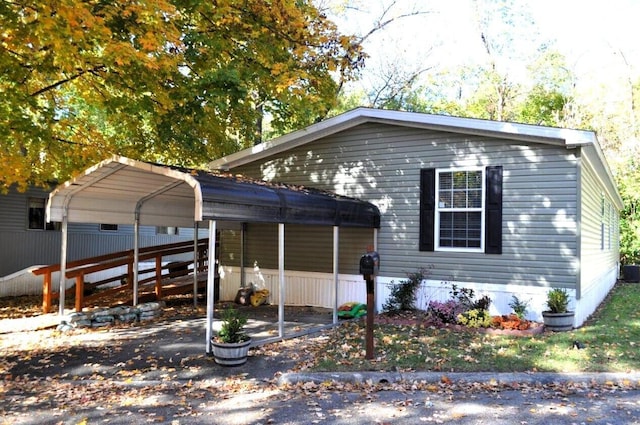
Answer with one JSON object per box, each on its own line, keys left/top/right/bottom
{"left": 542, "top": 288, "right": 574, "bottom": 332}
{"left": 211, "top": 305, "right": 252, "bottom": 366}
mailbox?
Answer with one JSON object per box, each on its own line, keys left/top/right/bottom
{"left": 359, "top": 248, "right": 379, "bottom": 277}
{"left": 359, "top": 254, "right": 375, "bottom": 276}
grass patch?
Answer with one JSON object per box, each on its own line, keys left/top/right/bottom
{"left": 306, "top": 281, "right": 640, "bottom": 373}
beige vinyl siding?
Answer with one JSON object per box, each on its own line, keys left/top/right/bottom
{"left": 230, "top": 122, "right": 580, "bottom": 289}
{"left": 219, "top": 223, "right": 373, "bottom": 275}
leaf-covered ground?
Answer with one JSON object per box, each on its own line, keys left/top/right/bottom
{"left": 1, "top": 283, "right": 639, "bottom": 424}
{"left": 300, "top": 281, "right": 640, "bottom": 374}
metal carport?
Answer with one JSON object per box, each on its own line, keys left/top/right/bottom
{"left": 46, "top": 156, "right": 380, "bottom": 353}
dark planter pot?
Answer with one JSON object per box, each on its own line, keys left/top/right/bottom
{"left": 542, "top": 311, "right": 575, "bottom": 332}
{"left": 623, "top": 265, "right": 640, "bottom": 283}
{"left": 211, "top": 338, "right": 252, "bottom": 366}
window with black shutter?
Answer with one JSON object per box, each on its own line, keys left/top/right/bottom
{"left": 419, "top": 166, "right": 502, "bottom": 254}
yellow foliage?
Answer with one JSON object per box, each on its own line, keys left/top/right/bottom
{"left": 0, "top": 0, "right": 362, "bottom": 190}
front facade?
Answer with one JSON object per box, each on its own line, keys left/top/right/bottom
{"left": 210, "top": 108, "right": 622, "bottom": 326}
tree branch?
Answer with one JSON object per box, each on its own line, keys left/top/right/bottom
{"left": 30, "top": 65, "right": 106, "bottom": 97}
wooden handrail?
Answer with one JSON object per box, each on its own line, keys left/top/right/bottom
{"left": 32, "top": 239, "right": 207, "bottom": 275}
{"left": 35, "top": 239, "right": 210, "bottom": 313}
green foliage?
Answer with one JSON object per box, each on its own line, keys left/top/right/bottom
{"left": 382, "top": 267, "right": 430, "bottom": 315}
{"left": 517, "top": 85, "right": 570, "bottom": 126}
{"left": 616, "top": 154, "right": 640, "bottom": 265}
{"left": 545, "top": 288, "right": 570, "bottom": 313}
{"left": 216, "top": 306, "right": 249, "bottom": 344}
{"left": 450, "top": 284, "right": 492, "bottom": 311}
{"left": 456, "top": 308, "right": 492, "bottom": 328}
{"left": 508, "top": 295, "right": 530, "bottom": 319}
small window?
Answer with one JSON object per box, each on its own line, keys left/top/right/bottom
{"left": 100, "top": 224, "right": 118, "bottom": 232}
{"left": 157, "top": 226, "right": 179, "bottom": 235}
{"left": 28, "top": 198, "right": 60, "bottom": 231}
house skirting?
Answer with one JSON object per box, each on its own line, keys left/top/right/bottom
{"left": 220, "top": 266, "right": 619, "bottom": 328}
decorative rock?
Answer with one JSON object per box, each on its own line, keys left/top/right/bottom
{"left": 73, "top": 319, "right": 93, "bottom": 328}
{"left": 56, "top": 323, "right": 74, "bottom": 332}
{"left": 93, "top": 308, "right": 114, "bottom": 317}
{"left": 64, "top": 312, "right": 94, "bottom": 323}
{"left": 56, "top": 302, "right": 164, "bottom": 329}
{"left": 137, "top": 302, "right": 164, "bottom": 312}
{"left": 117, "top": 312, "right": 139, "bottom": 323}
{"left": 93, "top": 314, "right": 115, "bottom": 324}
{"left": 139, "top": 311, "right": 162, "bottom": 321}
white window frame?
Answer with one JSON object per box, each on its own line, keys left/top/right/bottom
{"left": 435, "top": 167, "right": 485, "bottom": 252}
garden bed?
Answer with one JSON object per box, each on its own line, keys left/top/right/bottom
{"left": 375, "top": 311, "right": 544, "bottom": 337}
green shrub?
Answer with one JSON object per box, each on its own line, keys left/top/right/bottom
{"left": 508, "top": 295, "right": 530, "bottom": 319}
{"left": 383, "top": 267, "right": 430, "bottom": 314}
{"left": 450, "top": 285, "right": 492, "bottom": 311}
{"left": 545, "top": 288, "right": 570, "bottom": 313}
{"left": 216, "top": 305, "right": 249, "bottom": 343}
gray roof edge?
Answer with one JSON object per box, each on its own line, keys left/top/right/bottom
{"left": 208, "top": 108, "right": 598, "bottom": 170}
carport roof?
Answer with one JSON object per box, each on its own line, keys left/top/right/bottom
{"left": 47, "top": 156, "right": 380, "bottom": 229}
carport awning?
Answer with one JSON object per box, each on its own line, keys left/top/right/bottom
{"left": 47, "top": 155, "right": 381, "bottom": 228}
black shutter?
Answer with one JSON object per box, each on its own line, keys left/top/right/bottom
{"left": 485, "top": 166, "right": 503, "bottom": 254}
{"left": 419, "top": 168, "right": 436, "bottom": 251}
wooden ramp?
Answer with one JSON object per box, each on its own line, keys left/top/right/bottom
{"left": 32, "top": 239, "right": 210, "bottom": 313}
{"left": 83, "top": 273, "right": 210, "bottom": 309}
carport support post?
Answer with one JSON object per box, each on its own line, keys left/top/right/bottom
{"left": 205, "top": 220, "right": 217, "bottom": 354}
{"left": 133, "top": 214, "right": 140, "bottom": 306}
{"left": 278, "top": 223, "right": 285, "bottom": 338}
{"left": 332, "top": 226, "right": 339, "bottom": 324}
{"left": 240, "top": 223, "right": 246, "bottom": 289}
{"left": 193, "top": 221, "right": 198, "bottom": 308}
{"left": 58, "top": 214, "right": 68, "bottom": 317}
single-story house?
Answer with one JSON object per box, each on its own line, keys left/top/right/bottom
{"left": 209, "top": 107, "right": 623, "bottom": 327}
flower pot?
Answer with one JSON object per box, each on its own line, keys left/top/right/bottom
{"left": 542, "top": 311, "right": 574, "bottom": 332}
{"left": 211, "top": 338, "right": 252, "bottom": 366}
{"left": 623, "top": 265, "right": 640, "bottom": 283}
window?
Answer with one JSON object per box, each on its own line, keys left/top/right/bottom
{"left": 601, "top": 195, "right": 615, "bottom": 251}
{"left": 100, "top": 224, "right": 118, "bottom": 231}
{"left": 28, "top": 198, "right": 60, "bottom": 231}
{"left": 157, "top": 226, "right": 179, "bottom": 235}
{"left": 436, "top": 169, "right": 484, "bottom": 250}
{"left": 420, "top": 166, "right": 502, "bottom": 254}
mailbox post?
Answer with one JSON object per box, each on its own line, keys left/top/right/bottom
{"left": 359, "top": 248, "right": 379, "bottom": 360}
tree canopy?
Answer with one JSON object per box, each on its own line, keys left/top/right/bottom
{"left": 0, "top": 0, "right": 363, "bottom": 191}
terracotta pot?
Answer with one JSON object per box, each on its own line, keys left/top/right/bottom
{"left": 542, "top": 311, "right": 574, "bottom": 332}
{"left": 211, "top": 338, "right": 252, "bottom": 366}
